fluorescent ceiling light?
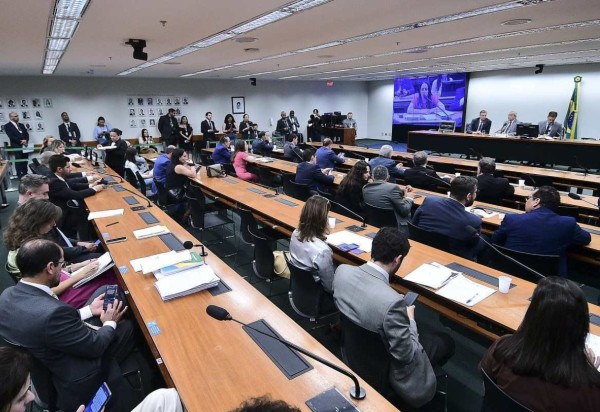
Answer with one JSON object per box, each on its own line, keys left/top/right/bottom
{"left": 282, "top": 0, "right": 330, "bottom": 12}
{"left": 45, "top": 50, "right": 64, "bottom": 60}
{"left": 53, "top": 0, "right": 89, "bottom": 19}
{"left": 47, "top": 38, "right": 69, "bottom": 51}
{"left": 168, "top": 47, "right": 199, "bottom": 58}
{"left": 191, "top": 32, "right": 235, "bottom": 48}
{"left": 49, "top": 18, "right": 79, "bottom": 38}
{"left": 296, "top": 41, "right": 343, "bottom": 53}
{"left": 231, "top": 11, "right": 290, "bottom": 35}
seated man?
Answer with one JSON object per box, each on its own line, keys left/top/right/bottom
{"left": 283, "top": 134, "right": 304, "bottom": 163}
{"left": 334, "top": 227, "right": 455, "bottom": 409}
{"left": 251, "top": 131, "right": 274, "bottom": 157}
{"left": 17, "top": 174, "right": 49, "bottom": 206}
{"left": 403, "top": 151, "right": 449, "bottom": 190}
{"left": 0, "top": 239, "right": 139, "bottom": 412}
{"left": 315, "top": 138, "right": 345, "bottom": 169}
{"left": 37, "top": 151, "right": 92, "bottom": 184}
{"left": 369, "top": 144, "right": 405, "bottom": 179}
{"left": 412, "top": 176, "right": 484, "bottom": 260}
{"left": 466, "top": 110, "right": 492, "bottom": 134}
{"left": 494, "top": 111, "right": 520, "bottom": 136}
{"left": 538, "top": 111, "right": 564, "bottom": 138}
{"left": 211, "top": 135, "right": 231, "bottom": 164}
{"left": 491, "top": 186, "right": 590, "bottom": 276}
{"left": 152, "top": 145, "right": 175, "bottom": 191}
{"left": 476, "top": 157, "right": 514, "bottom": 205}
{"left": 363, "top": 166, "right": 413, "bottom": 234}
{"left": 295, "top": 148, "right": 334, "bottom": 192}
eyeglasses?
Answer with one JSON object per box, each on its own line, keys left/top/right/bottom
{"left": 54, "top": 260, "right": 66, "bottom": 268}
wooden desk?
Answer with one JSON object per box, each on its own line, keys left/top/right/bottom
{"left": 84, "top": 170, "right": 393, "bottom": 411}
{"left": 321, "top": 126, "right": 356, "bottom": 146}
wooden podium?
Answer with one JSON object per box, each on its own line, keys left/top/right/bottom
{"left": 322, "top": 126, "right": 356, "bottom": 145}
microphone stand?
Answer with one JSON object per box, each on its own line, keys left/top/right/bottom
{"left": 328, "top": 199, "right": 367, "bottom": 228}
{"left": 119, "top": 185, "right": 153, "bottom": 208}
{"left": 417, "top": 170, "right": 451, "bottom": 187}
{"left": 183, "top": 240, "right": 208, "bottom": 257}
{"left": 573, "top": 155, "right": 589, "bottom": 176}
{"left": 568, "top": 192, "right": 598, "bottom": 208}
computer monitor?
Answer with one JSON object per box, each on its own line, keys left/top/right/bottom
{"left": 516, "top": 123, "right": 539, "bottom": 138}
{"left": 438, "top": 121, "right": 455, "bottom": 133}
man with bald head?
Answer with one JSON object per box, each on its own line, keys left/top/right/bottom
{"left": 4, "top": 111, "right": 30, "bottom": 177}
{"left": 495, "top": 111, "right": 520, "bottom": 136}
{"left": 276, "top": 111, "right": 292, "bottom": 139}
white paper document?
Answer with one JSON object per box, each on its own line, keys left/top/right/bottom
{"left": 131, "top": 250, "right": 192, "bottom": 274}
{"left": 435, "top": 274, "right": 496, "bottom": 307}
{"left": 586, "top": 333, "right": 600, "bottom": 371}
{"left": 155, "top": 265, "right": 220, "bottom": 301}
{"left": 72, "top": 252, "right": 115, "bottom": 288}
{"left": 404, "top": 262, "right": 458, "bottom": 289}
{"left": 133, "top": 225, "right": 170, "bottom": 239}
{"left": 326, "top": 230, "right": 372, "bottom": 253}
{"left": 87, "top": 209, "right": 124, "bottom": 220}
{"left": 466, "top": 207, "right": 497, "bottom": 219}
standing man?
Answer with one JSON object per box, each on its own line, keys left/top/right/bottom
{"left": 158, "top": 108, "right": 178, "bottom": 147}
{"left": 276, "top": 111, "right": 292, "bottom": 139}
{"left": 200, "top": 111, "right": 217, "bottom": 148}
{"left": 466, "top": 110, "right": 492, "bottom": 134}
{"left": 495, "top": 111, "right": 520, "bottom": 136}
{"left": 289, "top": 110, "right": 303, "bottom": 142}
{"left": 58, "top": 112, "right": 81, "bottom": 151}
{"left": 4, "top": 111, "right": 30, "bottom": 177}
{"left": 342, "top": 112, "right": 357, "bottom": 130}
{"left": 538, "top": 111, "right": 564, "bottom": 138}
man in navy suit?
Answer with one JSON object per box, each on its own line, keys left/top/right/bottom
{"left": 295, "top": 148, "right": 334, "bottom": 192}
{"left": 403, "top": 151, "right": 450, "bottom": 190}
{"left": 466, "top": 110, "right": 492, "bottom": 134}
{"left": 369, "top": 144, "right": 405, "bottom": 179}
{"left": 538, "top": 111, "right": 564, "bottom": 138}
{"left": 4, "top": 111, "right": 30, "bottom": 177}
{"left": 476, "top": 157, "right": 514, "bottom": 205}
{"left": 315, "top": 138, "right": 345, "bottom": 169}
{"left": 412, "top": 176, "right": 484, "bottom": 260}
{"left": 492, "top": 186, "right": 590, "bottom": 276}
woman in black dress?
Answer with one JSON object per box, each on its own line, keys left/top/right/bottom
{"left": 96, "top": 128, "right": 128, "bottom": 177}
{"left": 178, "top": 116, "right": 193, "bottom": 157}
{"left": 222, "top": 114, "right": 238, "bottom": 143}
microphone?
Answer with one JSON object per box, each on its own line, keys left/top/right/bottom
{"left": 567, "top": 192, "right": 598, "bottom": 208}
{"left": 205, "top": 305, "right": 366, "bottom": 400}
{"left": 573, "top": 155, "right": 588, "bottom": 176}
{"left": 94, "top": 167, "right": 124, "bottom": 184}
{"left": 464, "top": 226, "right": 545, "bottom": 280}
{"left": 92, "top": 152, "right": 99, "bottom": 167}
{"left": 328, "top": 199, "right": 367, "bottom": 228}
{"left": 251, "top": 181, "right": 279, "bottom": 196}
{"left": 468, "top": 147, "right": 484, "bottom": 160}
{"left": 417, "top": 170, "right": 451, "bottom": 187}
{"left": 183, "top": 240, "right": 208, "bottom": 257}
{"left": 524, "top": 174, "right": 537, "bottom": 188}
{"left": 338, "top": 146, "right": 368, "bottom": 161}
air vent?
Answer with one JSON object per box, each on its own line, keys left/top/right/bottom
{"left": 244, "top": 48, "right": 260, "bottom": 53}
{"left": 235, "top": 37, "right": 258, "bottom": 43}
{"left": 163, "top": 62, "right": 182, "bottom": 65}
{"left": 501, "top": 18, "right": 532, "bottom": 26}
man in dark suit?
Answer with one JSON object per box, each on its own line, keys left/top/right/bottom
{"left": 403, "top": 151, "right": 450, "bottom": 190}
{"left": 315, "top": 138, "right": 345, "bottom": 169}
{"left": 158, "top": 108, "right": 178, "bottom": 147}
{"left": 369, "top": 144, "right": 405, "bottom": 179}
{"left": 334, "top": 228, "right": 454, "bottom": 409}
{"left": 466, "top": 110, "right": 492, "bottom": 134}
{"left": 538, "top": 111, "right": 564, "bottom": 138}
{"left": 57, "top": 112, "right": 81, "bottom": 150}
{"left": 200, "top": 111, "right": 218, "bottom": 147}
{"left": 412, "top": 176, "right": 484, "bottom": 260}
{"left": 4, "top": 111, "right": 30, "bottom": 177}
{"left": 283, "top": 134, "right": 303, "bottom": 162}
{"left": 276, "top": 111, "right": 292, "bottom": 139}
{"left": 492, "top": 186, "right": 590, "bottom": 276}
{"left": 476, "top": 157, "right": 514, "bottom": 205}
{"left": 295, "top": 148, "right": 334, "bottom": 192}
{"left": 0, "top": 239, "right": 137, "bottom": 412}
{"left": 251, "top": 131, "right": 274, "bottom": 156}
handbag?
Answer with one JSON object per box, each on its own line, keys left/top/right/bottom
{"left": 207, "top": 164, "right": 226, "bottom": 177}
{"left": 273, "top": 251, "right": 290, "bottom": 278}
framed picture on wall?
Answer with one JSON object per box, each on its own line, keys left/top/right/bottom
{"left": 232, "top": 96, "right": 245, "bottom": 114}
{"left": 44, "top": 98, "right": 52, "bottom": 108}
{"left": 32, "top": 98, "right": 41, "bottom": 108}
{"left": 36, "top": 122, "right": 44, "bottom": 132}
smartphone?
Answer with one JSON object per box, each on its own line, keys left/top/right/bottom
{"left": 105, "top": 236, "right": 127, "bottom": 245}
{"left": 94, "top": 239, "right": 101, "bottom": 247}
{"left": 84, "top": 382, "right": 111, "bottom": 412}
{"left": 404, "top": 291, "right": 419, "bottom": 306}
{"left": 195, "top": 165, "right": 202, "bottom": 173}
{"left": 103, "top": 285, "right": 118, "bottom": 311}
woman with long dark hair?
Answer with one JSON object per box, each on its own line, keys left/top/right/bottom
{"left": 406, "top": 81, "right": 446, "bottom": 114}
{"left": 308, "top": 109, "right": 321, "bottom": 142}
{"left": 334, "top": 160, "right": 371, "bottom": 217}
{"left": 125, "top": 146, "right": 153, "bottom": 188}
{"left": 480, "top": 276, "right": 600, "bottom": 410}
{"left": 222, "top": 114, "right": 238, "bottom": 143}
{"left": 96, "top": 128, "right": 128, "bottom": 177}
{"left": 231, "top": 140, "right": 258, "bottom": 182}
{"left": 165, "top": 148, "right": 204, "bottom": 227}
{"left": 178, "top": 115, "right": 193, "bottom": 156}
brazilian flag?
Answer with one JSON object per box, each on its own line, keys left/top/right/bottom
{"left": 564, "top": 76, "right": 582, "bottom": 140}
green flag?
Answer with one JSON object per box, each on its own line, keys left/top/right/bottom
{"left": 564, "top": 76, "right": 582, "bottom": 140}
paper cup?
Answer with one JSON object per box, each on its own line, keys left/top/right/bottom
{"left": 447, "top": 191, "right": 451, "bottom": 198}
{"left": 518, "top": 179, "right": 525, "bottom": 187}
{"left": 455, "top": 172, "right": 461, "bottom": 177}
{"left": 498, "top": 276, "right": 512, "bottom": 293}
{"left": 498, "top": 213, "right": 505, "bottom": 221}
{"left": 328, "top": 217, "right": 336, "bottom": 229}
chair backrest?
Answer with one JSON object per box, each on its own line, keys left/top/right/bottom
{"left": 222, "top": 163, "right": 237, "bottom": 177}
{"left": 489, "top": 244, "right": 559, "bottom": 282}
{"left": 124, "top": 167, "right": 138, "bottom": 187}
{"left": 480, "top": 368, "right": 532, "bottom": 412}
{"left": 135, "top": 171, "right": 147, "bottom": 196}
{"left": 283, "top": 179, "right": 311, "bottom": 201}
{"left": 247, "top": 226, "right": 275, "bottom": 280}
{"left": 29, "top": 163, "right": 39, "bottom": 174}
{"left": 340, "top": 313, "right": 391, "bottom": 393}
{"left": 281, "top": 172, "right": 296, "bottom": 186}
{"left": 32, "top": 157, "right": 41, "bottom": 166}
{"left": 285, "top": 254, "right": 329, "bottom": 318}
{"left": 316, "top": 187, "right": 332, "bottom": 200}
{"left": 556, "top": 205, "right": 579, "bottom": 219}
{"left": 524, "top": 175, "right": 553, "bottom": 188}
{"left": 238, "top": 207, "right": 259, "bottom": 245}
{"left": 364, "top": 203, "right": 397, "bottom": 228}
{"left": 257, "top": 166, "right": 278, "bottom": 188}
{"left": 407, "top": 221, "right": 454, "bottom": 254}
{"left": 153, "top": 178, "right": 168, "bottom": 206}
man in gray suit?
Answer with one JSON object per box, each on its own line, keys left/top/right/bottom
{"left": 363, "top": 165, "right": 413, "bottom": 234}
{"left": 538, "top": 111, "right": 564, "bottom": 138}
{"left": 495, "top": 111, "right": 520, "bottom": 136}
{"left": 333, "top": 228, "right": 455, "bottom": 408}
{"left": 0, "top": 239, "right": 138, "bottom": 411}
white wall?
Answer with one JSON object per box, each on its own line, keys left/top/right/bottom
{"left": 367, "top": 62, "right": 600, "bottom": 139}
{"left": 0, "top": 76, "right": 368, "bottom": 145}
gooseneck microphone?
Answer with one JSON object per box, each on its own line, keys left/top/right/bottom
{"left": 417, "top": 170, "right": 451, "bottom": 187}
{"left": 328, "top": 199, "right": 367, "bottom": 228}
{"left": 93, "top": 167, "right": 124, "bottom": 184}
{"left": 568, "top": 192, "right": 598, "bottom": 208}
{"left": 338, "top": 145, "right": 368, "bottom": 161}
{"left": 468, "top": 147, "right": 484, "bottom": 160}
{"left": 183, "top": 240, "right": 208, "bottom": 257}
{"left": 573, "top": 155, "right": 589, "bottom": 176}
{"left": 205, "top": 305, "right": 366, "bottom": 400}
{"left": 120, "top": 185, "right": 152, "bottom": 208}
{"left": 465, "top": 225, "right": 545, "bottom": 280}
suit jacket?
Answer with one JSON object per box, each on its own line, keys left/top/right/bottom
{"left": 315, "top": 146, "right": 345, "bottom": 169}
{"left": 4, "top": 121, "right": 29, "bottom": 147}
{"left": 251, "top": 138, "right": 273, "bottom": 156}
{"left": 283, "top": 142, "right": 303, "bottom": 162}
{"left": 49, "top": 176, "right": 96, "bottom": 216}
{"left": 538, "top": 121, "right": 564, "bottom": 138}
{"left": 369, "top": 156, "right": 404, "bottom": 179}
{"left": 200, "top": 119, "right": 217, "bottom": 141}
{"left": 491, "top": 207, "right": 591, "bottom": 276}
{"left": 403, "top": 165, "right": 445, "bottom": 191}
{"left": 276, "top": 118, "right": 292, "bottom": 137}
{"left": 0, "top": 282, "right": 115, "bottom": 410}
{"left": 476, "top": 174, "right": 514, "bottom": 205}
{"left": 333, "top": 263, "right": 436, "bottom": 407}
{"left": 239, "top": 120, "right": 253, "bottom": 139}
{"left": 295, "top": 162, "right": 334, "bottom": 191}
{"left": 363, "top": 181, "right": 413, "bottom": 227}
{"left": 495, "top": 120, "right": 520, "bottom": 135}
{"left": 37, "top": 164, "right": 86, "bottom": 184}
{"left": 158, "top": 115, "right": 178, "bottom": 140}
{"left": 58, "top": 122, "right": 81, "bottom": 146}
{"left": 466, "top": 117, "right": 492, "bottom": 134}
{"left": 412, "top": 196, "right": 483, "bottom": 259}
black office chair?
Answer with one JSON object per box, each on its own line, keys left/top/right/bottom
{"left": 283, "top": 179, "right": 311, "bottom": 202}
{"left": 135, "top": 171, "right": 148, "bottom": 197}
{"left": 408, "top": 221, "right": 462, "bottom": 257}
{"left": 484, "top": 244, "right": 559, "bottom": 282}
{"left": 316, "top": 187, "right": 332, "bottom": 200}
{"left": 480, "top": 368, "right": 532, "bottom": 412}
{"left": 32, "top": 157, "right": 41, "bottom": 167}
{"left": 280, "top": 172, "right": 296, "bottom": 187}
{"left": 222, "top": 163, "right": 237, "bottom": 177}
{"left": 364, "top": 203, "right": 397, "bottom": 228}
{"left": 124, "top": 167, "right": 138, "bottom": 188}
{"left": 256, "top": 166, "right": 280, "bottom": 189}
{"left": 247, "top": 226, "right": 285, "bottom": 295}
{"left": 200, "top": 153, "right": 214, "bottom": 166}
{"left": 29, "top": 163, "right": 39, "bottom": 174}
{"left": 285, "top": 254, "right": 338, "bottom": 324}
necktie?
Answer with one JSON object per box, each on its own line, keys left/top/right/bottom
{"left": 546, "top": 123, "right": 552, "bottom": 135}
{"left": 477, "top": 121, "right": 482, "bottom": 132}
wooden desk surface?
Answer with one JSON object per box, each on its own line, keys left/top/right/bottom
{"left": 84, "top": 168, "right": 394, "bottom": 411}
{"left": 194, "top": 170, "right": 600, "bottom": 340}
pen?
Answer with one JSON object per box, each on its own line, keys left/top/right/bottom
{"left": 465, "top": 293, "right": 479, "bottom": 305}
{"left": 106, "top": 221, "right": 119, "bottom": 227}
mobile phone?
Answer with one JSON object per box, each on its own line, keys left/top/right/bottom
{"left": 105, "top": 236, "right": 127, "bottom": 245}
{"left": 195, "top": 165, "right": 202, "bottom": 173}
{"left": 103, "top": 285, "right": 118, "bottom": 311}
{"left": 84, "top": 382, "right": 111, "bottom": 412}
{"left": 404, "top": 291, "right": 419, "bottom": 306}
{"left": 131, "top": 205, "right": 146, "bottom": 211}
{"left": 94, "top": 239, "right": 101, "bottom": 247}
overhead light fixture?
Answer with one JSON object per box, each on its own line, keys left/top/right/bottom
{"left": 231, "top": 11, "right": 290, "bottom": 35}
{"left": 502, "top": 18, "right": 533, "bottom": 25}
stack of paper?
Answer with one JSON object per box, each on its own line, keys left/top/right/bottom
{"left": 326, "top": 230, "right": 372, "bottom": 253}
{"left": 88, "top": 209, "right": 124, "bottom": 220}
{"left": 404, "top": 262, "right": 458, "bottom": 289}
{"left": 154, "top": 252, "right": 204, "bottom": 279}
{"left": 131, "top": 250, "right": 192, "bottom": 274}
{"left": 133, "top": 225, "right": 170, "bottom": 239}
{"left": 586, "top": 334, "right": 600, "bottom": 371}
{"left": 154, "top": 265, "right": 220, "bottom": 301}
{"left": 72, "top": 252, "right": 115, "bottom": 288}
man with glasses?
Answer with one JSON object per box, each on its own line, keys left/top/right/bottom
{"left": 492, "top": 186, "right": 590, "bottom": 276}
